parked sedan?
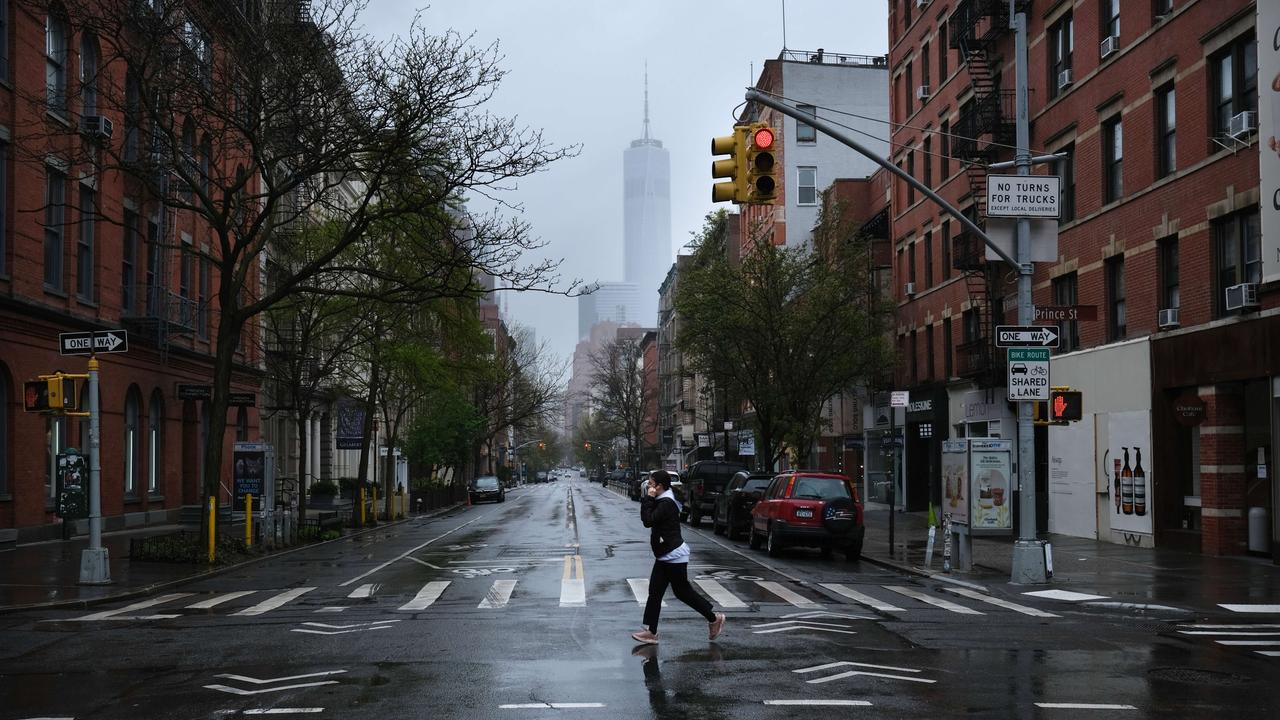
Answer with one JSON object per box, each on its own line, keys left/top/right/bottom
{"left": 712, "top": 472, "right": 773, "bottom": 540}
{"left": 749, "top": 472, "right": 864, "bottom": 561}
{"left": 469, "top": 475, "right": 506, "bottom": 504}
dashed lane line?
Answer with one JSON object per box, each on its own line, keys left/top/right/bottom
{"left": 1220, "top": 604, "right": 1280, "bottom": 613}
{"left": 763, "top": 700, "right": 873, "bottom": 706}
{"left": 1034, "top": 703, "right": 1136, "bottom": 710}
{"left": 347, "top": 584, "right": 379, "bottom": 599}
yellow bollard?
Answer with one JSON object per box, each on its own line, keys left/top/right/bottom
{"left": 207, "top": 496, "right": 216, "bottom": 564}
{"left": 245, "top": 494, "right": 253, "bottom": 548}
{"left": 373, "top": 483, "right": 379, "bottom": 522}
{"left": 359, "top": 487, "right": 366, "bottom": 527}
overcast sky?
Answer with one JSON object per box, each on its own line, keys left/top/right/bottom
{"left": 363, "top": 1, "right": 890, "bottom": 367}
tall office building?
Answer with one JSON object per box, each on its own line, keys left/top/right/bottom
{"left": 622, "top": 68, "right": 671, "bottom": 325}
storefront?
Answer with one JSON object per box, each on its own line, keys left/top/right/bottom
{"left": 903, "top": 385, "right": 948, "bottom": 512}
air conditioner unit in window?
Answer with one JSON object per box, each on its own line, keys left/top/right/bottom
{"left": 1224, "top": 283, "right": 1259, "bottom": 311}
{"left": 916, "top": 85, "right": 931, "bottom": 100}
{"left": 1100, "top": 35, "right": 1119, "bottom": 59}
{"left": 1056, "top": 69, "right": 1073, "bottom": 90}
{"left": 1228, "top": 111, "right": 1256, "bottom": 138}
{"left": 916, "top": 0, "right": 930, "bottom": 7}
{"left": 904, "top": 282, "right": 917, "bottom": 297}
{"left": 1154, "top": 13, "right": 1170, "bottom": 22}
{"left": 1157, "top": 308, "right": 1180, "bottom": 329}
{"left": 80, "top": 115, "right": 114, "bottom": 141}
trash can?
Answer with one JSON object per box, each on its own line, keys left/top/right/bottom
{"left": 1249, "top": 506, "right": 1269, "bottom": 553}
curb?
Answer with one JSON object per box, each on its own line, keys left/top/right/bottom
{"left": 0, "top": 502, "right": 466, "bottom": 615}
{"left": 857, "top": 552, "right": 996, "bottom": 593}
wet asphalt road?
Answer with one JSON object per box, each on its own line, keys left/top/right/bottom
{"left": 1, "top": 477, "right": 1278, "bottom": 719}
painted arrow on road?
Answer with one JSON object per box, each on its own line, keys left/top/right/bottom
{"left": 794, "top": 661, "right": 936, "bottom": 684}
{"left": 203, "top": 669, "right": 346, "bottom": 696}
{"left": 291, "top": 620, "right": 400, "bottom": 635}
{"left": 752, "top": 620, "right": 858, "bottom": 635}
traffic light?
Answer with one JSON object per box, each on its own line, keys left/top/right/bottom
{"left": 711, "top": 127, "right": 747, "bottom": 203}
{"left": 744, "top": 122, "right": 778, "bottom": 204}
{"left": 24, "top": 376, "right": 76, "bottom": 412}
{"left": 1050, "top": 389, "right": 1083, "bottom": 422}
{"left": 24, "top": 381, "right": 50, "bottom": 412}
{"left": 584, "top": 442, "right": 592, "bottom": 450}
{"left": 539, "top": 442, "right": 546, "bottom": 451}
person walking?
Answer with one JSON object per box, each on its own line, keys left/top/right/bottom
{"left": 631, "top": 470, "right": 725, "bottom": 644}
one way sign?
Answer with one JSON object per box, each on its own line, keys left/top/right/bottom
{"left": 995, "top": 325, "right": 1059, "bottom": 348}
{"left": 59, "top": 330, "right": 129, "bottom": 355}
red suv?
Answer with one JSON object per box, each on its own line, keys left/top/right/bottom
{"left": 749, "top": 472, "right": 864, "bottom": 561}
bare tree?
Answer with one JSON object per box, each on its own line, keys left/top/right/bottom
{"left": 472, "top": 325, "right": 566, "bottom": 478}
{"left": 588, "top": 337, "right": 655, "bottom": 474}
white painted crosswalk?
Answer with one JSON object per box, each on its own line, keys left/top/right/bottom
{"left": 233, "top": 588, "right": 316, "bottom": 616}
{"left": 1176, "top": 621, "right": 1280, "bottom": 659}
{"left": 884, "top": 585, "right": 983, "bottom": 615}
{"left": 399, "top": 581, "right": 451, "bottom": 611}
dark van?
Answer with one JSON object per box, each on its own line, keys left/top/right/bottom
{"left": 683, "top": 460, "right": 749, "bottom": 526}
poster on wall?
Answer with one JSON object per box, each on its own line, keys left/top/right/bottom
{"left": 968, "top": 439, "right": 1013, "bottom": 532}
{"left": 1103, "top": 411, "right": 1154, "bottom": 535}
{"left": 336, "top": 400, "right": 364, "bottom": 450}
{"left": 1260, "top": 0, "right": 1280, "bottom": 283}
{"left": 1048, "top": 420, "right": 1098, "bottom": 539}
{"left": 941, "top": 440, "right": 970, "bottom": 526}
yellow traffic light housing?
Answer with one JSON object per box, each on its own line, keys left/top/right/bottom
{"left": 745, "top": 122, "right": 778, "bottom": 204}
{"left": 25, "top": 375, "right": 76, "bottom": 412}
{"left": 711, "top": 128, "right": 747, "bottom": 203}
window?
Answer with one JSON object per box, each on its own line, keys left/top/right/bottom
{"left": 45, "top": 8, "right": 67, "bottom": 112}
{"left": 236, "top": 407, "right": 249, "bottom": 442}
{"left": 80, "top": 32, "right": 99, "bottom": 116}
{"left": 905, "top": 63, "right": 914, "bottom": 115}
{"left": 76, "top": 185, "right": 94, "bottom": 301}
{"left": 180, "top": 236, "right": 193, "bottom": 325}
{"left": 122, "top": 209, "right": 138, "bottom": 313}
{"left": 199, "top": 134, "right": 212, "bottom": 195}
{"left": 943, "top": 316, "right": 953, "bottom": 377}
{"left": 181, "top": 119, "right": 196, "bottom": 199}
{"left": 1053, "top": 272, "right": 1080, "bottom": 351}
{"left": 1159, "top": 237, "right": 1179, "bottom": 311}
{"left": 148, "top": 390, "right": 163, "bottom": 493}
{"left": 926, "top": 325, "right": 935, "bottom": 381}
{"left": 1056, "top": 144, "right": 1075, "bottom": 221}
{"left": 182, "top": 19, "right": 212, "bottom": 87}
{"left": 923, "top": 136, "right": 933, "bottom": 189}
{"left": 0, "top": 363, "right": 8, "bottom": 495}
{"left": 939, "top": 120, "right": 950, "bottom": 178}
{"left": 1048, "top": 13, "right": 1073, "bottom": 99}
{"left": 906, "top": 150, "right": 915, "bottom": 205}
{"left": 0, "top": 140, "right": 7, "bottom": 277}
{"left": 1107, "top": 257, "right": 1126, "bottom": 341}
{"left": 938, "top": 20, "right": 949, "bottom": 80}
{"left": 910, "top": 330, "right": 918, "bottom": 384}
{"left": 962, "top": 308, "right": 980, "bottom": 343}
{"left": 124, "top": 386, "right": 141, "bottom": 495}
{"left": 940, "top": 219, "right": 951, "bottom": 281}
{"left": 0, "top": 0, "right": 9, "bottom": 81}
{"left": 1154, "top": 0, "right": 1173, "bottom": 18}
{"left": 1211, "top": 36, "right": 1258, "bottom": 137}
{"left": 145, "top": 218, "right": 160, "bottom": 315}
{"left": 1214, "top": 209, "right": 1261, "bottom": 316}
{"left": 124, "top": 68, "right": 140, "bottom": 162}
{"left": 908, "top": 241, "right": 917, "bottom": 285}
{"left": 44, "top": 168, "right": 66, "bottom": 291}
{"left": 923, "top": 231, "right": 933, "bottom": 288}
{"left": 921, "top": 42, "right": 931, "bottom": 89}
{"left": 797, "top": 166, "right": 817, "bottom": 205}
{"left": 1100, "top": 0, "right": 1120, "bottom": 43}
{"left": 1156, "top": 85, "right": 1176, "bottom": 177}
{"left": 45, "top": 416, "right": 66, "bottom": 501}
{"left": 796, "top": 104, "right": 817, "bottom": 143}
{"left": 198, "top": 252, "right": 210, "bottom": 338}
{"left": 1103, "top": 117, "right": 1123, "bottom": 203}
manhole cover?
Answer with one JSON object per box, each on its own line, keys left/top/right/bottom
{"left": 1148, "top": 667, "right": 1253, "bottom": 685}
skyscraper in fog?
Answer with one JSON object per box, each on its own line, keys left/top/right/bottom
{"left": 622, "top": 67, "right": 671, "bottom": 326}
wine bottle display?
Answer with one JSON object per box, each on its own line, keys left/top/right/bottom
{"left": 1121, "top": 447, "right": 1134, "bottom": 515}
{"left": 1113, "top": 458, "right": 1122, "bottom": 513}
{"left": 1133, "top": 447, "right": 1146, "bottom": 516}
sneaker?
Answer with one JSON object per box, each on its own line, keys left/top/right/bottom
{"left": 631, "top": 629, "right": 659, "bottom": 644}
{"left": 708, "top": 613, "right": 726, "bottom": 640}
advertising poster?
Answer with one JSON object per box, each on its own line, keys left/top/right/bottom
{"left": 1103, "top": 411, "right": 1153, "bottom": 535}
{"left": 737, "top": 431, "right": 756, "bottom": 456}
{"left": 1260, "top": 0, "right": 1280, "bottom": 283}
{"left": 968, "top": 439, "right": 1013, "bottom": 532}
{"left": 233, "top": 443, "right": 266, "bottom": 509}
{"left": 941, "top": 440, "right": 970, "bottom": 526}
{"left": 336, "top": 400, "right": 364, "bottom": 450}
{"left": 1047, "top": 420, "right": 1098, "bottom": 539}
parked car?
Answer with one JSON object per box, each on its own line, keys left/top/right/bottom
{"left": 682, "top": 460, "right": 749, "bottom": 526}
{"left": 712, "top": 471, "right": 774, "bottom": 540}
{"left": 749, "top": 472, "right": 864, "bottom": 561}
{"left": 470, "top": 475, "right": 506, "bottom": 504}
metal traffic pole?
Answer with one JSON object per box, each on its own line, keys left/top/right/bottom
{"left": 79, "top": 348, "right": 110, "bottom": 584}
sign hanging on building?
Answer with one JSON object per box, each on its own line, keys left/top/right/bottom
{"left": 176, "top": 384, "right": 212, "bottom": 401}
{"left": 1259, "top": 0, "right": 1280, "bottom": 284}
{"left": 1034, "top": 305, "right": 1097, "bottom": 322}
{"left": 985, "top": 174, "right": 1061, "bottom": 218}
{"left": 336, "top": 400, "right": 364, "bottom": 450}
{"left": 227, "top": 392, "right": 256, "bottom": 407}
{"left": 59, "top": 330, "right": 128, "bottom": 355}
{"left": 1007, "top": 348, "right": 1050, "bottom": 401}
{"left": 890, "top": 390, "right": 910, "bottom": 407}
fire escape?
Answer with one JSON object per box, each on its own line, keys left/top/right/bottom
{"left": 947, "top": 0, "right": 1021, "bottom": 388}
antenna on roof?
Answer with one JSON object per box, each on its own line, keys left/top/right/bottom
{"left": 781, "top": 0, "right": 788, "bottom": 51}
{"left": 643, "top": 61, "right": 650, "bottom": 141}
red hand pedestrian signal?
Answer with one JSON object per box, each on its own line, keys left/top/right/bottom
{"left": 1053, "top": 394, "right": 1067, "bottom": 419}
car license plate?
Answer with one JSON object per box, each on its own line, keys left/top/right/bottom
{"left": 795, "top": 508, "right": 813, "bottom": 518}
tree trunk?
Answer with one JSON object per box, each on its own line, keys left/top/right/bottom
{"left": 294, "top": 406, "right": 310, "bottom": 534}
{"left": 200, "top": 317, "right": 241, "bottom": 547}
{"left": 355, "top": 356, "right": 380, "bottom": 488}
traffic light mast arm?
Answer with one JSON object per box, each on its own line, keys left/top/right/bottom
{"left": 743, "top": 88, "right": 1019, "bottom": 270}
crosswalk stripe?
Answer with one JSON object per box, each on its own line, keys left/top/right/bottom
{"left": 694, "top": 579, "right": 748, "bottom": 609}
{"left": 1257, "top": 651, "right": 1280, "bottom": 657}
{"left": 944, "top": 587, "right": 1058, "bottom": 617}
{"left": 478, "top": 580, "right": 518, "bottom": 609}
{"left": 1177, "top": 624, "right": 1280, "bottom": 629}
{"left": 560, "top": 555, "right": 585, "bottom": 607}
{"left": 233, "top": 588, "right": 316, "bottom": 616}
{"left": 1178, "top": 631, "right": 1280, "bottom": 636}
{"left": 626, "top": 579, "right": 665, "bottom": 607}
{"left": 1220, "top": 604, "right": 1280, "bottom": 613}
{"left": 819, "top": 583, "right": 904, "bottom": 612}
{"left": 400, "top": 581, "right": 451, "bottom": 611}
{"left": 755, "top": 581, "right": 820, "bottom": 608}
{"left": 347, "top": 584, "right": 379, "bottom": 599}
{"left": 1215, "top": 640, "right": 1280, "bottom": 646}
{"left": 186, "top": 591, "right": 256, "bottom": 610}
{"left": 883, "top": 585, "right": 983, "bottom": 615}
{"left": 71, "top": 593, "right": 193, "bottom": 621}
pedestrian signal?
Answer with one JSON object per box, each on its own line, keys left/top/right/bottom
{"left": 24, "top": 376, "right": 76, "bottom": 412}
{"left": 1050, "top": 390, "right": 1082, "bottom": 422}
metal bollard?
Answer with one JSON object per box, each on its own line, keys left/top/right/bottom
{"left": 245, "top": 494, "right": 253, "bottom": 548}
{"left": 207, "top": 496, "right": 217, "bottom": 564}
{"left": 942, "top": 513, "right": 953, "bottom": 573}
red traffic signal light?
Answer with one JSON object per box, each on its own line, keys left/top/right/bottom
{"left": 752, "top": 126, "right": 774, "bottom": 149}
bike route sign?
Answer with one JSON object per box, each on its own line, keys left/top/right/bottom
{"left": 1007, "top": 348, "right": 1050, "bottom": 401}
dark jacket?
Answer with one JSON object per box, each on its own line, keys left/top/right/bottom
{"left": 640, "top": 494, "right": 684, "bottom": 559}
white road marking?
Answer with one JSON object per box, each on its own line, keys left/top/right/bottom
{"left": 499, "top": 703, "right": 606, "bottom": 709}
{"left": 214, "top": 671, "right": 347, "bottom": 685}
{"left": 944, "top": 587, "right": 1059, "bottom": 617}
{"left": 1216, "top": 640, "right": 1280, "bottom": 646}
{"left": 783, "top": 611, "right": 875, "bottom": 621}
{"left": 626, "top": 579, "right": 666, "bottom": 607}
{"left": 796, "top": 661, "right": 920, "bottom": 674}
{"left": 338, "top": 505, "right": 517, "bottom": 587}
{"left": 1178, "top": 631, "right": 1280, "bottom": 636}
{"left": 186, "top": 591, "right": 256, "bottom": 610}
{"left": 753, "top": 624, "right": 858, "bottom": 636}
{"left": 15, "top": 717, "right": 76, "bottom": 719}
{"left": 1022, "top": 589, "right": 1109, "bottom": 602}
{"left": 1257, "top": 651, "right": 1280, "bottom": 657}
{"left": 819, "top": 583, "right": 905, "bottom": 612}
{"left": 68, "top": 593, "right": 192, "bottom": 621}
{"left": 807, "top": 669, "right": 935, "bottom": 684}
{"left": 314, "top": 607, "right": 345, "bottom": 613}
{"left": 1220, "top": 604, "right": 1280, "bottom": 613}
{"left": 242, "top": 710, "right": 324, "bottom": 715}
{"left": 884, "top": 585, "right": 982, "bottom": 614}
{"left": 297, "top": 621, "right": 400, "bottom": 630}
{"left": 1034, "top": 703, "right": 1136, "bottom": 710}
{"left": 205, "top": 681, "right": 340, "bottom": 696}
{"left": 560, "top": 555, "right": 586, "bottom": 607}
{"left": 755, "top": 580, "right": 819, "bottom": 608}
{"left": 478, "top": 580, "right": 518, "bottom": 609}
{"left": 232, "top": 588, "right": 316, "bottom": 616}
{"left": 694, "top": 579, "right": 748, "bottom": 609}
{"left": 399, "top": 581, "right": 451, "bottom": 611}
{"left": 347, "top": 584, "right": 379, "bottom": 599}
{"left": 754, "top": 620, "right": 853, "bottom": 629}
{"left": 1177, "top": 624, "right": 1280, "bottom": 629}
{"left": 762, "top": 700, "right": 872, "bottom": 706}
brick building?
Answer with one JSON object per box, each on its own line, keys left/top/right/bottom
{"left": 0, "top": 2, "right": 261, "bottom": 542}
{"left": 889, "top": 0, "right": 1276, "bottom": 557}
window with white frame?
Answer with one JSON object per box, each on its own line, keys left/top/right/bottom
{"left": 148, "top": 390, "right": 163, "bottom": 493}
{"left": 796, "top": 104, "right": 817, "bottom": 143}
{"left": 80, "top": 32, "right": 99, "bottom": 116}
{"left": 44, "top": 167, "right": 66, "bottom": 290}
{"left": 45, "top": 8, "right": 67, "bottom": 112}
{"left": 797, "top": 166, "right": 817, "bottom": 205}
{"left": 124, "top": 386, "right": 141, "bottom": 495}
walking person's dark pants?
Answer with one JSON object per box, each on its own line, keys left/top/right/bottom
{"left": 643, "top": 560, "right": 715, "bottom": 633}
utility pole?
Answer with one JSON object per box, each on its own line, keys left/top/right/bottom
{"left": 79, "top": 351, "right": 109, "bottom": 584}
{"left": 1008, "top": 0, "right": 1048, "bottom": 584}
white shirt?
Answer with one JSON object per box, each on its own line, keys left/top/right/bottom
{"left": 655, "top": 488, "right": 690, "bottom": 563}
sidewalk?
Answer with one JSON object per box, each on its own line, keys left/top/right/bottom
{"left": 860, "top": 508, "right": 1280, "bottom": 615}
{"left": 0, "top": 503, "right": 465, "bottom": 613}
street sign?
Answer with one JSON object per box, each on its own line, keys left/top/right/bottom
{"left": 1034, "top": 305, "right": 1098, "bottom": 322}
{"left": 228, "top": 392, "right": 256, "bottom": 407}
{"left": 996, "top": 325, "right": 1059, "bottom": 348}
{"left": 59, "top": 330, "right": 128, "bottom": 355}
{"left": 1007, "top": 348, "right": 1050, "bottom": 401}
{"left": 890, "top": 390, "right": 910, "bottom": 407}
{"left": 177, "top": 384, "right": 213, "bottom": 401}
{"left": 985, "top": 174, "right": 1061, "bottom": 218}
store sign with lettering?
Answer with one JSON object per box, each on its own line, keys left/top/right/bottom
{"left": 1173, "top": 394, "right": 1206, "bottom": 426}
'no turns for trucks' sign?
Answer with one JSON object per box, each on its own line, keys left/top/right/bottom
{"left": 1007, "top": 348, "right": 1050, "bottom": 402}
